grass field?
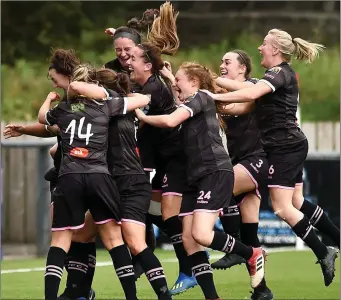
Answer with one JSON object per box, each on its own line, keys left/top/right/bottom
{"left": 1, "top": 249, "right": 339, "bottom": 299}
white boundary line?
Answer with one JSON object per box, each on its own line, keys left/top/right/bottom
{"left": 1, "top": 247, "right": 306, "bottom": 275}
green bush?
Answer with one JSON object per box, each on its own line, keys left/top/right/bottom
{"left": 2, "top": 36, "right": 340, "bottom": 122}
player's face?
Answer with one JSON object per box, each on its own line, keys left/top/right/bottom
{"left": 174, "top": 68, "right": 198, "bottom": 102}
{"left": 48, "top": 69, "right": 70, "bottom": 90}
{"left": 258, "top": 34, "right": 276, "bottom": 69}
{"left": 114, "top": 37, "right": 136, "bottom": 70}
{"left": 128, "top": 46, "right": 152, "bottom": 84}
{"left": 220, "top": 52, "right": 246, "bottom": 80}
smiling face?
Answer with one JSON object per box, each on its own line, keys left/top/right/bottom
{"left": 258, "top": 34, "right": 277, "bottom": 69}
{"left": 127, "top": 46, "right": 152, "bottom": 85}
{"left": 219, "top": 52, "right": 246, "bottom": 80}
{"left": 174, "top": 68, "right": 199, "bottom": 102}
{"left": 48, "top": 68, "right": 70, "bottom": 90}
{"left": 114, "top": 37, "right": 136, "bottom": 70}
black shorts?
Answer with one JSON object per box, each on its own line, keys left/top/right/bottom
{"left": 179, "top": 171, "right": 234, "bottom": 216}
{"left": 114, "top": 174, "right": 152, "bottom": 225}
{"left": 235, "top": 154, "right": 269, "bottom": 199}
{"left": 267, "top": 139, "right": 308, "bottom": 189}
{"left": 51, "top": 173, "right": 121, "bottom": 231}
{"left": 152, "top": 157, "right": 187, "bottom": 196}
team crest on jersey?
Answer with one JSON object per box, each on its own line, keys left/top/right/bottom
{"left": 268, "top": 66, "right": 282, "bottom": 74}
{"left": 70, "top": 147, "right": 89, "bottom": 158}
{"left": 71, "top": 103, "right": 85, "bottom": 112}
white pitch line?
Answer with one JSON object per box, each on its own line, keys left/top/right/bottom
{"left": 1, "top": 247, "right": 305, "bottom": 275}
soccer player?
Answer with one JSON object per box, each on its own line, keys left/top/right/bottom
{"left": 4, "top": 48, "right": 98, "bottom": 300}
{"left": 71, "top": 68, "right": 172, "bottom": 300}
{"left": 127, "top": 3, "right": 198, "bottom": 294}
{"left": 207, "top": 49, "right": 273, "bottom": 300}
{"left": 201, "top": 29, "right": 338, "bottom": 287}
{"left": 135, "top": 62, "right": 266, "bottom": 299}
{"left": 38, "top": 63, "right": 150, "bottom": 300}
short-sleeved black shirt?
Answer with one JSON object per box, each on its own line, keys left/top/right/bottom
{"left": 107, "top": 110, "right": 145, "bottom": 176}
{"left": 222, "top": 78, "right": 265, "bottom": 164}
{"left": 137, "top": 74, "right": 182, "bottom": 168}
{"left": 256, "top": 62, "right": 306, "bottom": 150}
{"left": 180, "top": 91, "right": 233, "bottom": 184}
{"left": 46, "top": 93, "right": 127, "bottom": 176}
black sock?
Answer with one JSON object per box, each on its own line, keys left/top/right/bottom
{"left": 80, "top": 242, "right": 96, "bottom": 297}
{"left": 147, "top": 213, "right": 166, "bottom": 232}
{"left": 220, "top": 198, "right": 241, "bottom": 239}
{"left": 63, "top": 242, "right": 89, "bottom": 298}
{"left": 240, "top": 223, "right": 261, "bottom": 248}
{"left": 292, "top": 216, "right": 328, "bottom": 259}
{"left": 209, "top": 231, "right": 253, "bottom": 260}
{"left": 109, "top": 245, "right": 137, "bottom": 300}
{"left": 189, "top": 251, "right": 219, "bottom": 299}
{"left": 45, "top": 246, "right": 66, "bottom": 300}
{"left": 136, "top": 247, "right": 170, "bottom": 299}
{"left": 300, "top": 199, "right": 340, "bottom": 248}
{"left": 164, "top": 216, "right": 192, "bottom": 277}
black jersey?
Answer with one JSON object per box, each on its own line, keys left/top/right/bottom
{"left": 104, "top": 58, "right": 125, "bottom": 73}
{"left": 137, "top": 74, "right": 182, "bottom": 168}
{"left": 180, "top": 91, "right": 233, "bottom": 184}
{"left": 107, "top": 111, "right": 145, "bottom": 176}
{"left": 257, "top": 62, "right": 306, "bottom": 150}
{"left": 222, "top": 78, "right": 264, "bottom": 165}
{"left": 46, "top": 92, "right": 127, "bottom": 177}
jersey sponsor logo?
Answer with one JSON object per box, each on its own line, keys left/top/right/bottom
{"left": 135, "top": 147, "right": 140, "bottom": 157}
{"left": 264, "top": 73, "right": 275, "bottom": 80}
{"left": 71, "top": 103, "right": 85, "bottom": 112}
{"left": 268, "top": 66, "right": 282, "bottom": 74}
{"left": 70, "top": 147, "right": 89, "bottom": 158}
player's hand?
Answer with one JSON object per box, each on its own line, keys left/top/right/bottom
{"left": 46, "top": 91, "right": 60, "bottom": 102}
{"left": 200, "top": 89, "right": 216, "bottom": 99}
{"left": 3, "top": 124, "right": 24, "bottom": 139}
{"left": 164, "top": 61, "right": 172, "bottom": 73}
{"left": 134, "top": 108, "right": 146, "bottom": 120}
{"left": 105, "top": 28, "right": 116, "bottom": 36}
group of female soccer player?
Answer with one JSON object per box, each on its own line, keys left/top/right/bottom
{"left": 4, "top": 2, "right": 340, "bottom": 300}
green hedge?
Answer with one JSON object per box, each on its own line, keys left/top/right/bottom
{"left": 2, "top": 36, "right": 340, "bottom": 122}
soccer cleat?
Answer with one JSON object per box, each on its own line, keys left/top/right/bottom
{"left": 169, "top": 272, "right": 198, "bottom": 295}
{"left": 250, "top": 287, "right": 274, "bottom": 300}
{"left": 316, "top": 246, "right": 338, "bottom": 286}
{"left": 247, "top": 247, "right": 265, "bottom": 289}
{"left": 211, "top": 253, "right": 246, "bottom": 270}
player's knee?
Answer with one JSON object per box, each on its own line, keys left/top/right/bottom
{"left": 191, "top": 227, "right": 211, "bottom": 247}
{"left": 272, "top": 201, "right": 295, "bottom": 221}
{"left": 126, "top": 239, "right": 146, "bottom": 256}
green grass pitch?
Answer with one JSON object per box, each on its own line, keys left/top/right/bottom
{"left": 1, "top": 249, "right": 339, "bottom": 299}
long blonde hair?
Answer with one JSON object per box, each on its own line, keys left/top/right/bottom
{"left": 268, "top": 28, "right": 325, "bottom": 64}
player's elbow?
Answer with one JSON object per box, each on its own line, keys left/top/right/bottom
{"left": 38, "top": 113, "right": 46, "bottom": 124}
